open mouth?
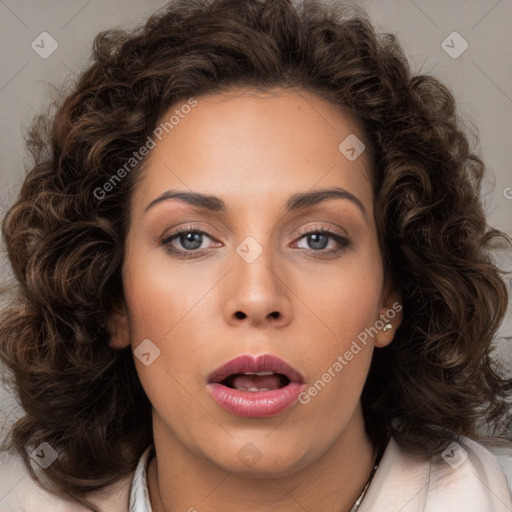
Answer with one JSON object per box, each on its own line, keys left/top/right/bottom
{"left": 207, "top": 354, "right": 305, "bottom": 417}
{"left": 220, "top": 371, "right": 291, "bottom": 392}
{"left": 207, "top": 353, "right": 304, "bottom": 391}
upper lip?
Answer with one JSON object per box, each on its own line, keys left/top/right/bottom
{"left": 208, "top": 354, "right": 305, "bottom": 384}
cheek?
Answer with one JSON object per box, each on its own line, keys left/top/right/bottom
{"left": 294, "top": 244, "right": 384, "bottom": 346}
{"left": 121, "top": 253, "right": 218, "bottom": 414}
{"left": 289, "top": 243, "right": 383, "bottom": 409}
{"left": 122, "top": 278, "right": 202, "bottom": 426}
{"left": 122, "top": 251, "right": 212, "bottom": 341}
{"left": 294, "top": 271, "right": 379, "bottom": 384}
{"left": 292, "top": 276, "right": 378, "bottom": 433}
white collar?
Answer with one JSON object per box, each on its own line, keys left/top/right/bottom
{"left": 128, "top": 446, "right": 153, "bottom": 512}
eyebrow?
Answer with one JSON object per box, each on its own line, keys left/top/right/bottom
{"left": 144, "top": 186, "right": 367, "bottom": 219}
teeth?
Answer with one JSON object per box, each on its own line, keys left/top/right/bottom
{"left": 235, "top": 386, "right": 271, "bottom": 392}
{"left": 243, "top": 371, "right": 274, "bottom": 376}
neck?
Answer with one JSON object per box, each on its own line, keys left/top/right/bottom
{"left": 148, "top": 403, "right": 377, "bottom": 512}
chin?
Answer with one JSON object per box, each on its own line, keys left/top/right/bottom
{"left": 202, "top": 436, "right": 321, "bottom": 479}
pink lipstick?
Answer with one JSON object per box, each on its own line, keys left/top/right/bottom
{"left": 207, "top": 354, "right": 305, "bottom": 417}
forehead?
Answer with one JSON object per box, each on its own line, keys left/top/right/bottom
{"left": 132, "top": 87, "right": 373, "bottom": 214}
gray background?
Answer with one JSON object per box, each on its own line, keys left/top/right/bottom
{"left": 1, "top": 0, "right": 511, "bottom": 506}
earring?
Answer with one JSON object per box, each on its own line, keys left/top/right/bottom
{"left": 382, "top": 323, "right": 392, "bottom": 332}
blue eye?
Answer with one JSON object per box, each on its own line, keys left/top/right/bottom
{"left": 174, "top": 232, "right": 204, "bottom": 250}
{"left": 299, "top": 232, "right": 331, "bottom": 250}
{"left": 161, "top": 228, "right": 214, "bottom": 254}
{"left": 295, "top": 229, "right": 350, "bottom": 255}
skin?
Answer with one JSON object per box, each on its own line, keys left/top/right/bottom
{"left": 110, "top": 87, "right": 402, "bottom": 512}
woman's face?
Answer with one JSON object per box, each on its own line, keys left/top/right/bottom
{"left": 113, "top": 88, "right": 400, "bottom": 476}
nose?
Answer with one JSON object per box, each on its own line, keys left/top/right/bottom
{"left": 223, "top": 243, "right": 292, "bottom": 328}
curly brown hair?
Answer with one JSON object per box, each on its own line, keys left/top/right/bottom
{"left": 1, "top": 0, "right": 511, "bottom": 506}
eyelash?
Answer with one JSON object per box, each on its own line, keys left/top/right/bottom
{"left": 160, "top": 224, "right": 351, "bottom": 258}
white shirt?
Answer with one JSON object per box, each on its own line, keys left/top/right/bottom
{"left": 1, "top": 436, "right": 511, "bottom": 511}
{"left": 128, "top": 446, "right": 153, "bottom": 512}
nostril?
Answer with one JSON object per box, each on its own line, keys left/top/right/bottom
{"left": 233, "top": 311, "right": 280, "bottom": 320}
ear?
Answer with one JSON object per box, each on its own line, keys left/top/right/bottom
{"left": 374, "top": 276, "right": 403, "bottom": 348}
{"left": 107, "top": 302, "right": 131, "bottom": 349}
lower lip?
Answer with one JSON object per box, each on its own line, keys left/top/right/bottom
{"left": 207, "top": 382, "right": 305, "bottom": 417}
